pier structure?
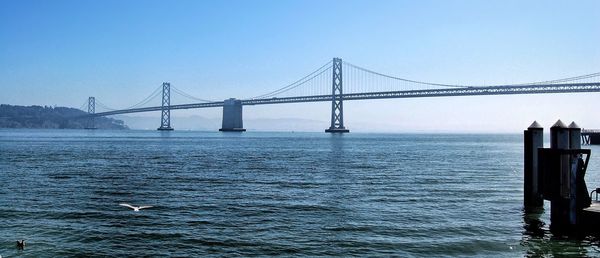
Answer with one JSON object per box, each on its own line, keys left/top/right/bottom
{"left": 582, "top": 129, "right": 600, "bottom": 145}
{"left": 524, "top": 120, "right": 598, "bottom": 233}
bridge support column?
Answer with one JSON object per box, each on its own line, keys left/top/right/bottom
{"left": 219, "top": 98, "right": 245, "bottom": 132}
{"left": 157, "top": 82, "right": 174, "bottom": 131}
{"left": 84, "top": 97, "right": 97, "bottom": 129}
{"left": 325, "top": 57, "right": 349, "bottom": 133}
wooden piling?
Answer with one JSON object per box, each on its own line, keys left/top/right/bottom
{"left": 549, "top": 119, "right": 571, "bottom": 230}
{"left": 550, "top": 120, "right": 569, "bottom": 149}
{"left": 524, "top": 121, "right": 544, "bottom": 209}
{"left": 569, "top": 122, "right": 582, "bottom": 149}
{"left": 568, "top": 122, "right": 584, "bottom": 225}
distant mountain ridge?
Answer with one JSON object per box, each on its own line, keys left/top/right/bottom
{"left": 0, "top": 104, "right": 127, "bottom": 129}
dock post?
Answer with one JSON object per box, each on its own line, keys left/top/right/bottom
{"left": 549, "top": 119, "right": 570, "bottom": 230}
{"left": 568, "top": 122, "right": 586, "bottom": 226}
{"left": 524, "top": 121, "right": 544, "bottom": 209}
{"left": 569, "top": 122, "right": 582, "bottom": 149}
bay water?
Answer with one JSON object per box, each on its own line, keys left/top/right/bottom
{"left": 2, "top": 129, "right": 600, "bottom": 257}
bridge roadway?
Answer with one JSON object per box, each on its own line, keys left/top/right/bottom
{"left": 91, "top": 82, "right": 600, "bottom": 117}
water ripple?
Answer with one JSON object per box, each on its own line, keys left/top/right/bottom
{"left": 2, "top": 130, "right": 600, "bottom": 256}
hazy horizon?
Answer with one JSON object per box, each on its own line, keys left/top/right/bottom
{"left": 109, "top": 113, "right": 575, "bottom": 134}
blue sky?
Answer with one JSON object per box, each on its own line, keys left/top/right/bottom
{"left": 1, "top": 0, "right": 599, "bottom": 132}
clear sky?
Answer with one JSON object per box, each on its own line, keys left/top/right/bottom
{"left": 1, "top": 0, "right": 599, "bottom": 132}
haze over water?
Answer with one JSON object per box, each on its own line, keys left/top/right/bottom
{"left": 3, "top": 129, "right": 600, "bottom": 256}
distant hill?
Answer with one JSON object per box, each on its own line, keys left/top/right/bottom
{"left": 0, "top": 104, "right": 128, "bottom": 129}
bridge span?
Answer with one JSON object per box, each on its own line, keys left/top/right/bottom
{"left": 82, "top": 58, "right": 600, "bottom": 132}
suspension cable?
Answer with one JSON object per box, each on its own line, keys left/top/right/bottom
{"left": 171, "top": 86, "right": 216, "bottom": 102}
{"left": 513, "top": 72, "right": 600, "bottom": 86}
{"left": 254, "top": 65, "right": 332, "bottom": 99}
{"left": 87, "top": 84, "right": 163, "bottom": 112}
{"left": 344, "top": 60, "right": 600, "bottom": 88}
{"left": 78, "top": 100, "right": 89, "bottom": 111}
{"left": 122, "top": 85, "right": 163, "bottom": 109}
{"left": 343, "top": 61, "right": 469, "bottom": 88}
{"left": 249, "top": 60, "right": 333, "bottom": 99}
{"left": 95, "top": 100, "right": 117, "bottom": 111}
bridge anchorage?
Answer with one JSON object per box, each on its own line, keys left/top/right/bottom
{"left": 157, "top": 82, "right": 174, "bottom": 131}
{"left": 219, "top": 98, "right": 245, "bottom": 132}
{"left": 325, "top": 57, "right": 349, "bottom": 133}
{"left": 84, "top": 97, "right": 97, "bottom": 129}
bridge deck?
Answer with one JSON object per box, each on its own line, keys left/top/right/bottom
{"left": 90, "top": 82, "right": 600, "bottom": 117}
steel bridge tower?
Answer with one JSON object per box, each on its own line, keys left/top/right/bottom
{"left": 84, "top": 97, "right": 97, "bottom": 129}
{"left": 325, "top": 57, "right": 349, "bottom": 133}
{"left": 157, "top": 82, "right": 174, "bottom": 131}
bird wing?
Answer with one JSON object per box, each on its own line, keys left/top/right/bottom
{"left": 138, "top": 206, "right": 153, "bottom": 210}
{"left": 119, "top": 203, "right": 136, "bottom": 210}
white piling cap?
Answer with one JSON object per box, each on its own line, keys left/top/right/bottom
{"left": 568, "top": 121, "right": 581, "bottom": 129}
{"left": 528, "top": 121, "right": 543, "bottom": 129}
{"left": 551, "top": 119, "right": 567, "bottom": 129}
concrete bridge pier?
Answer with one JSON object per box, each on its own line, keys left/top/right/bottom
{"left": 219, "top": 98, "right": 246, "bottom": 132}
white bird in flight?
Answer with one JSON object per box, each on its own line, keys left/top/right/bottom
{"left": 119, "top": 203, "right": 153, "bottom": 212}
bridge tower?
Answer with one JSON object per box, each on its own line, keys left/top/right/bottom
{"left": 84, "top": 97, "right": 97, "bottom": 129}
{"left": 157, "top": 82, "right": 174, "bottom": 131}
{"left": 325, "top": 57, "right": 349, "bottom": 133}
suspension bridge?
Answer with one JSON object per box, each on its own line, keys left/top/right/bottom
{"left": 80, "top": 58, "right": 600, "bottom": 132}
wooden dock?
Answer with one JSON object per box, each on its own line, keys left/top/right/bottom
{"left": 524, "top": 121, "right": 600, "bottom": 233}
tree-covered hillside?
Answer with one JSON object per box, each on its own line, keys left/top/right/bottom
{"left": 0, "top": 104, "right": 128, "bottom": 129}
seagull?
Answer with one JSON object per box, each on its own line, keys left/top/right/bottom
{"left": 119, "top": 203, "right": 153, "bottom": 212}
